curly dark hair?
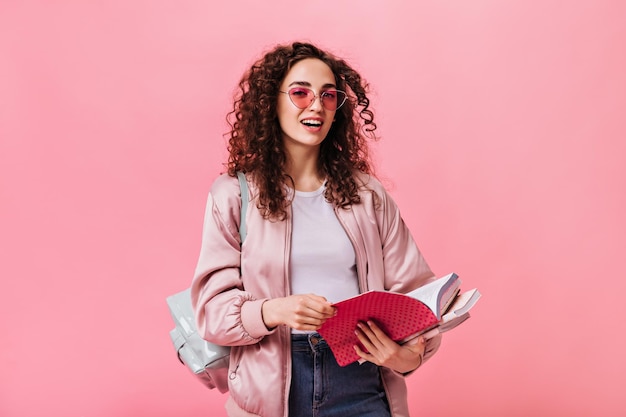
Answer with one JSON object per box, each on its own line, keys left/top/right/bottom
{"left": 226, "top": 41, "right": 377, "bottom": 220}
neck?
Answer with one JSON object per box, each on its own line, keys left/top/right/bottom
{"left": 285, "top": 146, "right": 324, "bottom": 192}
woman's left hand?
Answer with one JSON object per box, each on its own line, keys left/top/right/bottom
{"left": 353, "top": 321, "right": 425, "bottom": 374}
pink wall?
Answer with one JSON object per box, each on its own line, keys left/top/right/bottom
{"left": 1, "top": 1, "right": 625, "bottom": 416}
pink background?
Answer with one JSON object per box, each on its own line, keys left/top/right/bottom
{"left": 1, "top": 1, "right": 625, "bottom": 416}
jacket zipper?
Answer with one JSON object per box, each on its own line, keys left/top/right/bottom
{"left": 229, "top": 347, "right": 242, "bottom": 381}
{"left": 335, "top": 207, "right": 368, "bottom": 293}
{"left": 282, "top": 205, "right": 293, "bottom": 417}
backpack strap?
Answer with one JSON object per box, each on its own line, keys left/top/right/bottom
{"left": 236, "top": 171, "right": 248, "bottom": 244}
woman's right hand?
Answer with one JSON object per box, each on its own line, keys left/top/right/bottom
{"left": 261, "top": 294, "right": 336, "bottom": 331}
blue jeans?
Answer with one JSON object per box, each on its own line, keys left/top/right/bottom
{"left": 289, "top": 333, "right": 391, "bottom": 417}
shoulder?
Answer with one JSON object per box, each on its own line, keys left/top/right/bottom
{"left": 352, "top": 170, "right": 393, "bottom": 206}
{"left": 353, "top": 170, "right": 386, "bottom": 194}
{"left": 210, "top": 172, "right": 240, "bottom": 199}
{"left": 207, "top": 173, "right": 243, "bottom": 222}
{"left": 351, "top": 170, "right": 406, "bottom": 230}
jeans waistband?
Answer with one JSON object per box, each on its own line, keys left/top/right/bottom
{"left": 291, "top": 332, "right": 328, "bottom": 352}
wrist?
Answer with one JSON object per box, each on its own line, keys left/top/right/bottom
{"left": 261, "top": 299, "right": 278, "bottom": 330}
{"left": 401, "top": 351, "right": 424, "bottom": 374}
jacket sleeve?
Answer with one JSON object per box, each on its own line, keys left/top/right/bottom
{"left": 190, "top": 174, "right": 274, "bottom": 346}
{"left": 374, "top": 180, "right": 443, "bottom": 363}
{"left": 375, "top": 183, "right": 434, "bottom": 293}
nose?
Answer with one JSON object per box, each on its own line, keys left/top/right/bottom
{"left": 308, "top": 94, "right": 324, "bottom": 111}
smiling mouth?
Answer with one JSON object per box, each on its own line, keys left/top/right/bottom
{"left": 301, "top": 119, "right": 323, "bottom": 128}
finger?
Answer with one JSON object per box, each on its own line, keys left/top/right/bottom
{"left": 416, "top": 336, "right": 426, "bottom": 352}
{"left": 354, "top": 325, "right": 367, "bottom": 341}
{"left": 353, "top": 344, "right": 377, "bottom": 364}
{"left": 303, "top": 295, "right": 336, "bottom": 317}
{"left": 356, "top": 321, "right": 376, "bottom": 337}
{"left": 364, "top": 320, "right": 393, "bottom": 344}
{"left": 295, "top": 308, "right": 335, "bottom": 325}
{"left": 405, "top": 336, "right": 426, "bottom": 356}
{"left": 354, "top": 326, "right": 376, "bottom": 353}
{"left": 415, "top": 338, "right": 425, "bottom": 367}
{"left": 292, "top": 308, "right": 336, "bottom": 329}
{"left": 355, "top": 322, "right": 376, "bottom": 343}
{"left": 300, "top": 305, "right": 335, "bottom": 321}
{"left": 423, "top": 334, "right": 441, "bottom": 356}
{"left": 290, "top": 315, "right": 327, "bottom": 331}
{"left": 357, "top": 321, "right": 388, "bottom": 351}
{"left": 292, "top": 296, "right": 332, "bottom": 319}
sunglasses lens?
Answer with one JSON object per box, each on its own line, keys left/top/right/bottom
{"left": 320, "top": 90, "right": 345, "bottom": 111}
{"left": 288, "top": 88, "right": 314, "bottom": 109}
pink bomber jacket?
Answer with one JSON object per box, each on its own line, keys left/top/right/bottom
{"left": 191, "top": 171, "right": 441, "bottom": 417}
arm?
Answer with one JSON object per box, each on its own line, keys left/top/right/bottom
{"left": 354, "top": 177, "right": 443, "bottom": 370}
{"left": 190, "top": 174, "right": 272, "bottom": 346}
{"left": 379, "top": 187, "right": 443, "bottom": 365}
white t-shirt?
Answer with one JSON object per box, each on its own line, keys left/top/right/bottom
{"left": 289, "top": 184, "right": 359, "bottom": 307}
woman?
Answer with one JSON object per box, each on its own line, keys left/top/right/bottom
{"left": 191, "top": 41, "right": 442, "bottom": 417}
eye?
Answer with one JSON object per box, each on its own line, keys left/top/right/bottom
{"left": 321, "top": 90, "right": 337, "bottom": 100}
{"left": 290, "top": 88, "right": 310, "bottom": 97}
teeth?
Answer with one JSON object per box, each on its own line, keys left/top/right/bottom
{"left": 302, "top": 119, "right": 322, "bottom": 127}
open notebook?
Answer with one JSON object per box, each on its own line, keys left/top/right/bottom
{"left": 318, "top": 273, "right": 481, "bottom": 366}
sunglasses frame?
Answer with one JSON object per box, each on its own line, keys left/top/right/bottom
{"left": 279, "top": 87, "right": 348, "bottom": 111}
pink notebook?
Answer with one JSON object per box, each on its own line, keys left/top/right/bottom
{"left": 318, "top": 291, "right": 439, "bottom": 367}
{"left": 318, "top": 273, "right": 466, "bottom": 366}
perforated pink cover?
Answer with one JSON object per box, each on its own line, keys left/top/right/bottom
{"left": 318, "top": 291, "right": 438, "bottom": 366}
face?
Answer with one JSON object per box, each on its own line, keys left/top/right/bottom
{"left": 276, "top": 58, "right": 338, "bottom": 155}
